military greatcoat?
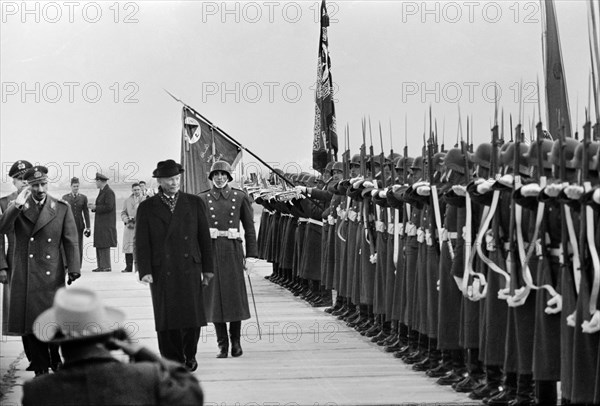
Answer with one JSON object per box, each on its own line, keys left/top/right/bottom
{"left": 199, "top": 186, "right": 258, "bottom": 323}
{"left": 0, "top": 195, "right": 80, "bottom": 335}
{"left": 93, "top": 184, "right": 117, "bottom": 248}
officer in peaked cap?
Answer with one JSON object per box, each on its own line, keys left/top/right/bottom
{"left": 199, "top": 160, "right": 257, "bottom": 359}
{"left": 89, "top": 172, "right": 117, "bottom": 272}
{"left": 0, "top": 165, "right": 80, "bottom": 376}
{"left": 62, "top": 177, "right": 91, "bottom": 267}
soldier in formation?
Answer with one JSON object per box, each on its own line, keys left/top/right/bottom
{"left": 255, "top": 119, "right": 600, "bottom": 406}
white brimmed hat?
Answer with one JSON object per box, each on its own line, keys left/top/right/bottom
{"left": 33, "top": 287, "right": 126, "bottom": 343}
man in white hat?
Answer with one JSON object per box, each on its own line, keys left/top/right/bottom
{"left": 22, "top": 287, "right": 204, "bottom": 406}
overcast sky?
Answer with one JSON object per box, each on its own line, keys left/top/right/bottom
{"left": 0, "top": 0, "right": 594, "bottom": 192}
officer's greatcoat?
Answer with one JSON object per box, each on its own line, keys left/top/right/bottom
{"left": 93, "top": 185, "right": 117, "bottom": 248}
{"left": 0, "top": 195, "right": 80, "bottom": 335}
{"left": 199, "top": 186, "right": 258, "bottom": 323}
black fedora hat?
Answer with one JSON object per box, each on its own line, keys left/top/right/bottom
{"left": 152, "top": 159, "right": 184, "bottom": 178}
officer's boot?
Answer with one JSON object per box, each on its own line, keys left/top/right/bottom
{"left": 356, "top": 305, "right": 374, "bottom": 332}
{"left": 381, "top": 320, "right": 398, "bottom": 347}
{"left": 508, "top": 374, "right": 534, "bottom": 406}
{"left": 316, "top": 285, "right": 332, "bottom": 307}
{"left": 404, "top": 332, "right": 427, "bottom": 364}
{"left": 486, "top": 372, "right": 517, "bottom": 406}
{"left": 346, "top": 304, "right": 365, "bottom": 326}
{"left": 214, "top": 322, "right": 229, "bottom": 358}
{"left": 534, "top": 380, "right": 557, "bottom": 405}
{"left": 325, "top": 294, "right": 343, "bottom": 314}
{"left": 469, "top": 364, "right": 503, "bottom": 400}
{"left": 338, "top": 301, "right": 356, "bottom": 320}
{"left": 393, "top": 325, "right": 414, "bottom": 358}
{"left": 332, "top": 297, "right": 348, "bottom": 316}
{"left": 364, "top": 310, "right": 381, "bottom": 337}
{"left": 122, "top": 254, "right": 133, "bottom": 272}
{"left": 229, "top": 321, "right": 243, "bottom": 357}
{"left": 373, "top": 319, "right": 391, "bottom": 344}
{"left": 436, "top": 349, "right": 466, "bottom": 385}
{"left": 453, "top": 348, "right": 485, "bottom": 392}
{"left": 413, "top": 337, "right": 440, "bottom": 372}
{"left": 427, "top": 350, "right": 452, "bottom": 377}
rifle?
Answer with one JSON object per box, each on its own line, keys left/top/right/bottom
{"left": 379, "top": 122, "right": 387, "bottom": 189}
{"left": 368, "top": 117, "right": 375, "bottom": 180}
{"left": 360, "top": 118, "right": 367, "bottom": 178}
{"left": 507, "top": 123, "right": 522, "bottom": 299}
{"left": 389, "top": 119, "right": 397, "bottom": 183}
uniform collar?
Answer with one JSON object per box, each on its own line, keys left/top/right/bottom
{"left": 211, "top": 185, "right": 231, "bottom": 200}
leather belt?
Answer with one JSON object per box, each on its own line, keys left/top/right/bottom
{"left": 441, "top": 229, "right": 457, "bottom": 241}
{"left": 307, "top": 218, "right": 323, "bottom": 226}
{"left": 209, "top": 228, "right": 241, "bottom": 239}
{"left": 298, "top": 218, "right": 309, "bottom": 224}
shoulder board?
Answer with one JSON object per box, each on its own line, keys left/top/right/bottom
{"left": 197, "top": 189, "right": 211, "bottom": 195}
{"left": 231, "top": 187, "right": 247, "bottom": 195}
{"left": 56, "top": 198, "right": 69, "bottom": 205}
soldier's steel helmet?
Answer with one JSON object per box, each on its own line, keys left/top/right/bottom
{"left": 469, "top": 142, "right": 493, "bottom": 169}
{"left": 411, "top": 156, "right": 424, "bottom": 171}
{"left": 350, "top": 154, "right": 361, "bottom": 165}
{"left": 571, "top": 141, "right": 600, "bottom": 171}
{"left": 499, "top": 142, "right": 530, "bottom": 175}
{"left": 525, "top": 139, "right": 554, "bottom": 169}
{"left": 549, "top": 138, "right": 579, "bottom": 169}
{"left": 332, "top": 162, "right": 344, "bottom": 173}
{"left": 443, "top": 148, "right": 471, "bottom": 174}
{"left": 208, "top": 160, "right": 233, "bottom": 181}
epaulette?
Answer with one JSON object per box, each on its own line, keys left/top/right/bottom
{"left": 197, "top": 189, "right": 211, "bottom": 195}
{"left": 231, "top": 187, "right": 247, "bottom": 196}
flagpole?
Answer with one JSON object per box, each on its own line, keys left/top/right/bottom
{"left": 165, "top": 89, "right": 295, "bottom": 189}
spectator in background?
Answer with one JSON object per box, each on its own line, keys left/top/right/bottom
{"left": 139, "top": 180, "right": 155, "bottom": 200}
{"left": 62, "top": 177, "right": 91, "bottom": 267}
{"left": 120, "top": 183, "right": 142, "bottom": 273}
{"left": 88, "top": 173, "right": 117, "bottom": 272}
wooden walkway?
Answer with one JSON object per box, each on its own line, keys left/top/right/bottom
{"left": 1, "top": 258, "right": 478, "bottom": 406}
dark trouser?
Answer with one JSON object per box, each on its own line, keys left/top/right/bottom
{"left": 124, "top": 253, "right": 134, "bottom": 272}
{"left": 22, "top": 334, "right": 60, "bottom": 371}
{"left": 96, "top": 248, "right": 111, "bottom": 269}
{"left": 214, "top": 321, "right": 242, "bottom": 348}
{"left": 76, "top": 228, "right": 84, "bottom": 266}
{"left": 157, "top": 327, "right": 201, "bottom": 364}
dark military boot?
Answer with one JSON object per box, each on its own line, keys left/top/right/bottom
{"left": 230, "top": 321, "right": 243, "bottom": 358}
{"left": 534, "top": 380, "right": 557, "bottom": 405}
{"left": 215, "top": 322, "right": 229, "bottom": 358}
{"left": 486, "top": 372, "right": 517, "bottom": 406}
{"left": 469, "top": 364, "right": 503, "bottom": 400}
{"left": 507, "top": 374, "right": 534, "bottom": 406}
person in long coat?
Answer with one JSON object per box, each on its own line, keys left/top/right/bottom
{"left": 0, "top": 166, "right": 80, "bottom": 376}
{"left": 199, "top": 160, "right": 258, "bottom": 359}
{"left": 120, "top": 183, "right": 142, "bottom": 272}
{"left": 61, "top": 177, "right": 90, "bottom": 267}
{"left": 89, "top": 172, "right": 117, "bottom": 272}
{"left": 135, "top": 159, "right": 214, "bottom": 371}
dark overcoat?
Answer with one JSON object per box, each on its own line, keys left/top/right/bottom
{"left": 61, "top": 193, "right": 90, "bottom": 232}
{"left": 22, "top": 348, "right": 204, "bottom": 406}
{"left": 93, "top": 185, "right": 117, "bottom": 248}
{"left": 0, "top": 191, "right": 17, "bottom": 336}
{"left": 199, "top": 186, "right": 257, "bottom": 323}
{"left": 0, "top": 195, "right": 80, "bottom": 335}
{"left": 135, "top": 192, "right": 214, "bottom": 331}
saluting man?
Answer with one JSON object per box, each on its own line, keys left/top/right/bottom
{"left": 199, "top": 160, "right": 258, "bottom": 359}
{"left": 0, "top": 166, "right": 81, "bottom": 376}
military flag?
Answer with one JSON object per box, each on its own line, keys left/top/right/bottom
{"left": 312, "top": 0, "right": 338, "bottom": 173}
{"left": 180, "top": 106, "right": 242, "bottom": 194}
{"left": 542, "top": 0, "right": 572, "bottom": 138}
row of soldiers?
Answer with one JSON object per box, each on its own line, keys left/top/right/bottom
{"left": 254, "top": 124, "right": 600, "bottom": 406}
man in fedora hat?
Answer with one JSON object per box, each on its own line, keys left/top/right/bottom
{"left": 88, "top": 172, "right": 117, "bottom": 272}
{"left": 0, "top": 166, "right": 81, "bottom": 376}
{"left": 22, "top": 287, "right": 204, "bottom": 406}
{"left": 62, "top": 177, "right": 91, "bottom": 267}
{"left": 135, "top": 159, "right": 214, "bottom": 371}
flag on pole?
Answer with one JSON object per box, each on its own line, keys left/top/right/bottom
{"left": 180, "top": 106, "right": 242, "bottom": 194}
{"left": 542, "top": 0, "right": 572, "bottom": 138}
{"left": 312, "top": 0, "right": 338, "bottom": 173}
